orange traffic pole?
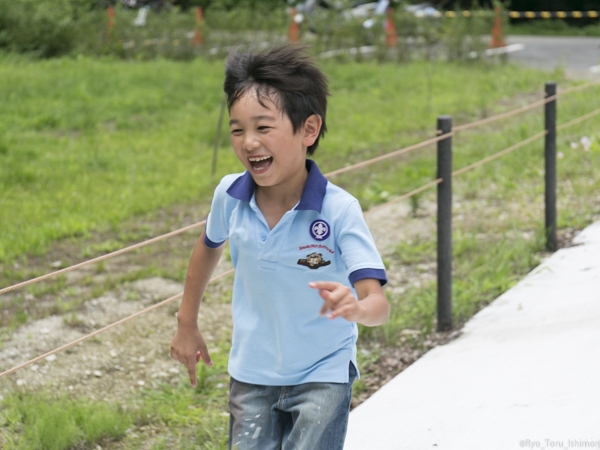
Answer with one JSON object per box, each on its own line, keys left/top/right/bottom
{"left": 288, "top": 8, "right": 300, "bottom": 43}
{"left": 489, "top": 6, "right": 505, "bottom": 48}
{"left": 107, "top": 5, "right": 116, "bottom": 39}
{"left": 385, "top": 8, "right": 397, "bottom": 47}
{"left": 193, "top": 7, "right": 205, "bottom": 46}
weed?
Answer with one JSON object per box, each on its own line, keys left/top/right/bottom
{"left": 136, "top": 341, "right": 231, "bottom": 447}
{"left": 63, "top": 312, "right": 84, "bottom": 328}
{"left": 95, "top": 261, "right": 106, "bottom": 274}
{"left": 1, "top": 391, "right": 134, "bottom": 449}
{"left": 395, "top": 237, "right": 436, "bottom": 265}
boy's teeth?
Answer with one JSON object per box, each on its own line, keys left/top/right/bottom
{"left": 249, "top": 156, "right": 272, "bottom": 170}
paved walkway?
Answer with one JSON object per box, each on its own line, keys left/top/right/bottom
{"left": 345, "top": 220, "right": 600, "bottom": 450}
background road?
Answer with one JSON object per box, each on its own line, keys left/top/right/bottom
{"left": 505, "top": 35, "right": 600, "bottom": 77}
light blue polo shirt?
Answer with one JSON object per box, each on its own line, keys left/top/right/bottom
{"left": 204, "top": 160, "right": 387, "bottom": 385}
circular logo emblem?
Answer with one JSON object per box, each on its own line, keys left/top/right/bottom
{"left": 310, "top": 220, "right": 330, "bottom": 241}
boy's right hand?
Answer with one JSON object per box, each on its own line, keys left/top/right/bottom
{"left": 170, "top": 324, "right": 213, "bottom": 388}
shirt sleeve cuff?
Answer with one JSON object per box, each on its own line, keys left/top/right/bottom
{"left": 203, "top": 233, "right": 226, "bottom": 249}
{"left": 348, "top": 268, "right": 388, "bottom": 287}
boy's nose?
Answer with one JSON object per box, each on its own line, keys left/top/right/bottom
{"left": 244, "top": 136, "right": 260, "bottom": 152}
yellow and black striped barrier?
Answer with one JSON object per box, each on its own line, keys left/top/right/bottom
{"left": 508, "top": 11, "right": 600, "bottom": 19}
{"left": 439, "top": 10, "right": 600, "bottom": 19}
{"left": 443, "top": 10, "right": 491, "bottom": 18}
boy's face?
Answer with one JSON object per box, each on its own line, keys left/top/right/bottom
{"left": 229, "top": 91, "right": 318, "bottom": 189}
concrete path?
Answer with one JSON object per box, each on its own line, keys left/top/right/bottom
{"left": 345, "top": 220, "right": 600, "bottom": 450}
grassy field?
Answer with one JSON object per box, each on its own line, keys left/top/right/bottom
{"left": 0, "top": 54, "right": 561, "bottom": 266}
{"left": 1, "top": 54, "right": 600, "bottom": 448}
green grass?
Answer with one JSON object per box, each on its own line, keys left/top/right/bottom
{"left": 140, "top": 343, "right": 231, "bottom": 449}
{"left": 0, "top": 340, "right": 232, "bottom": 449}
{"left": 0, "top": 392, "right": 134, "bottom": 449}
{"left": 0, "top": 55, "right": 559, "bottom": 265}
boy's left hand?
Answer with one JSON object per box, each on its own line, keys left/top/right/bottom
{"left": 309, "top": 279, "right": 389, "bottom": 326}
{"left": 309, "top": 281, "right": 365, "bottom": 322}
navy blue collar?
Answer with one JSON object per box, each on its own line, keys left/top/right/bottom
{"left": 226, "top": 159, "right": 328, "bottom": 213}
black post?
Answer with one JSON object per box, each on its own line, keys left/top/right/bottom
{"left": 544, "top": 82, "right": 557, "bottom": 251}
{"left": 437, "top": 116, "right": 453, "bottom": 332}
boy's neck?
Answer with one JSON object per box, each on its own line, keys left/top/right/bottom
{"left": 255, "top": 165, "right": 309, "bottom": 229}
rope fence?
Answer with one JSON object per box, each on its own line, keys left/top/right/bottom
{"left": 324, "top": 134, "right": 452, "bottom": 178}
{"left": 364, "top": 178, "right": 444, "bottom": 217}
{"left": 452, "top": 131, "right": 548, "bottom": 178}
{"left": 0, "top": 221, "right": 206, "bottom": 296}
{"left": 1, "top": 80, "right": 599, "bottom": 378}
{"left": 0, "top": 268, "right": 235, "bottom": 379}
{"left": 2, "top": 78, "right": 598, "bottom": 297}
{"left": 557, "top": 107, "right": 600, "bottom": 132}
{"left": 559, "top": 78, "right": 600, "bottom": 96}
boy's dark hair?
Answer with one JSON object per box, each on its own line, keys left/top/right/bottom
{"left": 224, "top": 45, "right": 329, "bottom": 155}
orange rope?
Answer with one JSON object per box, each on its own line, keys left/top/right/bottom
{"left": 0, "top": 220, "right": 206, "bottom": 296}
{"left": 1, "top": 81, "right": 598, "bottom": 296}
{"left": 557, "top": 107, "right": 600, "bottom": 131}
{"left": 0, "top": 136, "right": 451, "bottom": 295}
{"left": 323, "top": 134, "right": 451, "bottom": 178}
{"left": 559, "top": 79, "right": 600, "bottom": 96}
{"left": 0, "top": 106, "right": 594, "bottom": 377}
{"left": 451, "top": 79, "right": 600, "bottom": 134}
{"left": 454, "top": 95, "right": 556, "bottom": 132}
{"left": 0, "top": 268, "right": 235, "bottom": 379}
{"left": 452, "top": 131, "right": 547, "bottom": 177}
{"left": 364, "top": 178, "right": 443, "bottom": 217}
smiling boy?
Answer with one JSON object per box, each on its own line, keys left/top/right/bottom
{"left": 170, "top": 45, "right": 390, "bottom": 449}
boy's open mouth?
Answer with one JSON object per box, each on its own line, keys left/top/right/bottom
{"left": 248, "top": 156, "right": 273, "bottom": 171}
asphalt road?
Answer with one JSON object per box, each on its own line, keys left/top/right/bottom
{"left": 505, "top": 35, "right": 600, "bottom": 77}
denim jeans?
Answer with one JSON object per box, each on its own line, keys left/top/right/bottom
{"left": 228, "top": 364, "right": 357, "bottom": 450}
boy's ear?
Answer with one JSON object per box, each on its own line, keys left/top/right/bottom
{"left": 301, "top": 114, "right": 322, "bottom": 147}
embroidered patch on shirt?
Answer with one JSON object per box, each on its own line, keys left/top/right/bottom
{"left": 298, "top": 244, "right": 334, "bottom": 254}
{"left": 297, "top": 252, "right": 331, "bottom": 269}
{"left": 310, "top": 220, "right": 330, "bottom": 241}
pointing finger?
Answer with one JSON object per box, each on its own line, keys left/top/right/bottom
{"left": 309, "top": 281, "right": 338, "bottom": 291}
{"left": 187, "top": 360, "right": 197, "bottom": 388}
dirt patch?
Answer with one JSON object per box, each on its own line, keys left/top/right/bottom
{"left": 0, "top": 275, "right": 233, "bottom": 405}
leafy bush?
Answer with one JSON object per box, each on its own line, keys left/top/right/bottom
{"left": 0, "top": 0, "right": 502, "bottom": 63}
{"left": 0, "top": 0, "right": 93, "bottom": 57}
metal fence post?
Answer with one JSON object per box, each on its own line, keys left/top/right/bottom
{"left": 437, "top": 116, "right": 453, "bottom": 332}
{"left": 544, "top": 82, "right": 557, "bottom": 251}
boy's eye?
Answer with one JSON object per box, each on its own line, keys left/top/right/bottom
{"left": 230, "top": 129, "right": 242, "bottom": 135}
{"left": 257, "top": 126, "right": 270, "bottom": 131}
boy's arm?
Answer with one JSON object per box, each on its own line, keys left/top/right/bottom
{"left": 170, "top": 231, "right": 225, "bottom": 387}
{"left": 309, "top": 278, "right": 389, "bottom": 326}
